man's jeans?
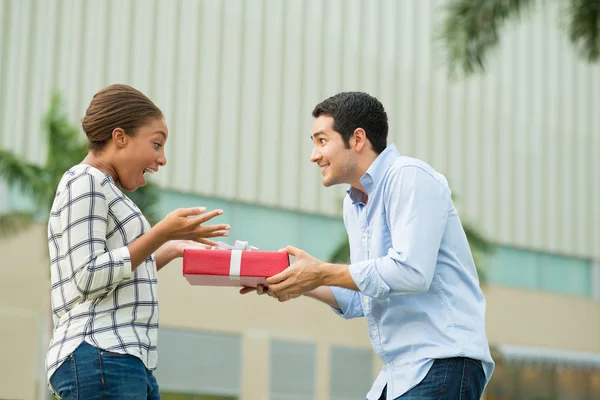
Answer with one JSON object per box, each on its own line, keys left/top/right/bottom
{"left": 378, "top": 357, "right": 486, "bottom": 400}
{"left": 49, "top": 342, "right": 160, "bottom": 400}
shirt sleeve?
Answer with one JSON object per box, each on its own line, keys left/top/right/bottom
{"left": 349, "top": 166, "right": 450, "bottom": 300}
{"left": 330, "top": 286, "right": 364, "bottom": 319}
{"left": 58, "top": 172, "right": 133, "bottom": 301}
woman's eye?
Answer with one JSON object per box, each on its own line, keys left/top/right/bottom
{"left": 154, "top": 142, "right": 162, "bottom": 149}
{"left": 320, "top": 139, "right": 326, "bottom": 144}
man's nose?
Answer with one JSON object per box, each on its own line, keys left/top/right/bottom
{"left": 310, "top": 147, "right": 321, "bottom": 163}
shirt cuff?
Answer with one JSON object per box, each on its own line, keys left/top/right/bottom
{"left": 114, "top": 246, "right": 132, "bottom": 280}
{"left": 349, "top": 259, "right": 391, "bottom": 300}
{"left": 330, "top": 286, "right": 355, "bottom": 319}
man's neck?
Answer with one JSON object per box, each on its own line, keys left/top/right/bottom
{"left": 349, "top": 150, "right": 380, "bottom": 195}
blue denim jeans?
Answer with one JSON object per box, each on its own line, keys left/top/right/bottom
{"left": 378, "top": 357, "right": 486, "bottom": 400}
{"left": 49, "top": 342, "right": 160, "bottom": 400}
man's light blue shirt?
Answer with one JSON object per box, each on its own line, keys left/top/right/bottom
{"left": 331, "top": 144, "right": 494, "bottom": 400}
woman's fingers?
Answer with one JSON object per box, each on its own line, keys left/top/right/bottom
{"left": 175, "top": 207, "right": 207, "bottom": 218}
{"left": 191, "top": 209, "right": 224, "bottom": 224}
{"left": 196, "top": 238, "right": 218, "bottom": 247}
{"left": 194, "top": 225, "right": 230, "bottom": 239}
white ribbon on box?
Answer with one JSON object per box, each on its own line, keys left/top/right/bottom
{"left": 212, "top": 240, "right": 258, "bottom": 280}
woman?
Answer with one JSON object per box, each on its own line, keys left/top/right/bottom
{"left": 46, "top": 84, "right": 228, "bottom": 399}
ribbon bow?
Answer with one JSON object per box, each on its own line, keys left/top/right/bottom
{"left": 211, "top": 240, "right": 259, "bottom": 280}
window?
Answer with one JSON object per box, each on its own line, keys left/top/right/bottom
{"left": 269, "top": 340, "right": 316, "bottom": 400}
{"left": 154, "top": 328, "right": 242, "bottom": 397}
{"left": 485, "top": 363, "right": 599, "bottom": 400}
{"left": 161, "top": 394, "right": 236, "bottom": 400}
{"left": 329, "top": 346, "right": 373, "bottom": 400}
{"left": 488, "top": 246, "right": 593, "bottom": 297}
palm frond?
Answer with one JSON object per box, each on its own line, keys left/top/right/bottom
{"left": 566, "top": 0, "right": 600, "bottom": 62}
{"left": 439, "top": 0, "right": 537, "bottom": 76}
{"left": 43, "top": 92, "right": 88, "bottom": 178}
{"left": 0, "top": 148, "right": 47, "bottom": 205}
{"left": 463, "top": 222, "right": 494, "bottom": 254}
{"left": 0, "top": 211, "right": 35, "bottom": 237}
{"left": 329, "top": 237, "right": 351, "bottom": 264}
{"left": 472, "top": 247, "right": 489, "bottom": 285}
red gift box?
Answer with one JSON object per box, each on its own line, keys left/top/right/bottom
{"left": 183, "top": 249, "right": 290, "bottom": 287}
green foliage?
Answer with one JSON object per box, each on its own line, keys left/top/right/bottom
{"left": 0, "top": 148, "right": 47, "bottom": 206}
{"left": 440, "top": 0, "right": 600, "bottom": 76}
{"left": 463, "top": 221, "right": 493, "bottom": 284}
{"left": 0, "top": 211, "right": 35, "bottom": 236}
{"left": 0, "top": 92, "right": 161, "bottom": 235}
{"left": 126, "top": 181, "right": 161, "bottom": 226}
{"left": 567, "top": 0, "right": 600, "bottom": 62}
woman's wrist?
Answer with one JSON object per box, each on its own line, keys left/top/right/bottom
{"left": 150, "top": 222, "right": 169, "bottom": 243}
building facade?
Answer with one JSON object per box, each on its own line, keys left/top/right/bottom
{"left": 1, "top": 0, "right": 599, "bottom": 399}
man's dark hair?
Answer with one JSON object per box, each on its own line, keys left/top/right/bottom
{"left": 312, "top": 92, "right": 388, "bottom": 154}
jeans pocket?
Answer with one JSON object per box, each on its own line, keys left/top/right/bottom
{"left": 464, "top": 357, "right": 482, "bottom": 368}
{"left": 402, "top": 359, "right": 453, "bottom": 399}
{"left": 71, "top": 342, "right": 110, "bottom": 399}
{"left": 460, "top": 358, "right": 486, "bottom": 399}
{"left": 49, "top": 353, "right": 78, "bottom": 400}
{"left": 99, "top": 349, "right": 148, "bottom": 399}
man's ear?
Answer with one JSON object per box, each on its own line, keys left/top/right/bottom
{"left": 351, "top": 128, "right": 368, "bottom": 152}
{"left": 112, "top": 128, "right": 128, "bottom": 149}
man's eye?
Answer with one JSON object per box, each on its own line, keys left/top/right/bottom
{"left": 320, "top": 139, "right": 326, "bottom": 144}
{"left": 154, "top": 142, "right": 162, "bottom": 149}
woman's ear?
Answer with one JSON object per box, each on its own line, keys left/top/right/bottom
{"left": 112, "top": 128, "right": 128, "bottom": 148}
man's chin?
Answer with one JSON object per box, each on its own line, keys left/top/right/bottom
{"left": 321, "top": 177, "right": 336, "bottom": 188}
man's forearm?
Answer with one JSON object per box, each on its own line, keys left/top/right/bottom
{"left": 154, "top": 244, "right": 176, "bottom": 271}
{"left": 304, "top": 286, "right": 341, "bottom": 310}
{"left": 320, "top": 263, "right": 359, "bottom": 291}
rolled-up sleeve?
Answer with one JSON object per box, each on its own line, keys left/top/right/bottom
{"left": 58, "top": 173, "right": 132, "bottom": 301}
{"left": 330, "top": 286, "right": 364, "bottom": 319}
{"left": 349, "top": 166, "right": 449, "bottom": 300}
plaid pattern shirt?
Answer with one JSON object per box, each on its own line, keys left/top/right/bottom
{"left": 46, "top": 164, "right": 159, "bottom": 383}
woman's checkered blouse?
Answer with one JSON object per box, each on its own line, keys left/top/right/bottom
{"left": 45, "top": 165, "right": 159, "bottom": 383}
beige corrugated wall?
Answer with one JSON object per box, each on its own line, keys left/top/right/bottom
{"left": 1, "top": 0, "right": 598, "bottom": 259}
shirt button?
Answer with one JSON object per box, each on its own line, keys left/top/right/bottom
{"left": 385, "top": 363, "right": 391, "bottom": 368}
{"left": 371, "top": 330, "right": 378, "bottom": 338}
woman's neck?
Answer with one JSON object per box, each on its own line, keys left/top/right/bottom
{"left": 81, "top": 153, "right": 118, "bottom": 183}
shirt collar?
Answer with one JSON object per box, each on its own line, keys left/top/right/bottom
{"left": 346, "top": 144, "right": 400, "bottom": 203}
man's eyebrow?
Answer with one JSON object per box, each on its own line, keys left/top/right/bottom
{"left": 310, "top": 131, "right": 327, "bottom": 140}
{"left": 154, "top": 131, "right": 167, "bottom": 139}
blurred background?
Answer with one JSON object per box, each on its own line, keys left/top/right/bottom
{"left": 1, "top": 0, "right": 599, "bottom": 399}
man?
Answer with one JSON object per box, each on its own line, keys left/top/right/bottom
{"left": 243, "top": 92, "right": 494, "bottom": 400}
